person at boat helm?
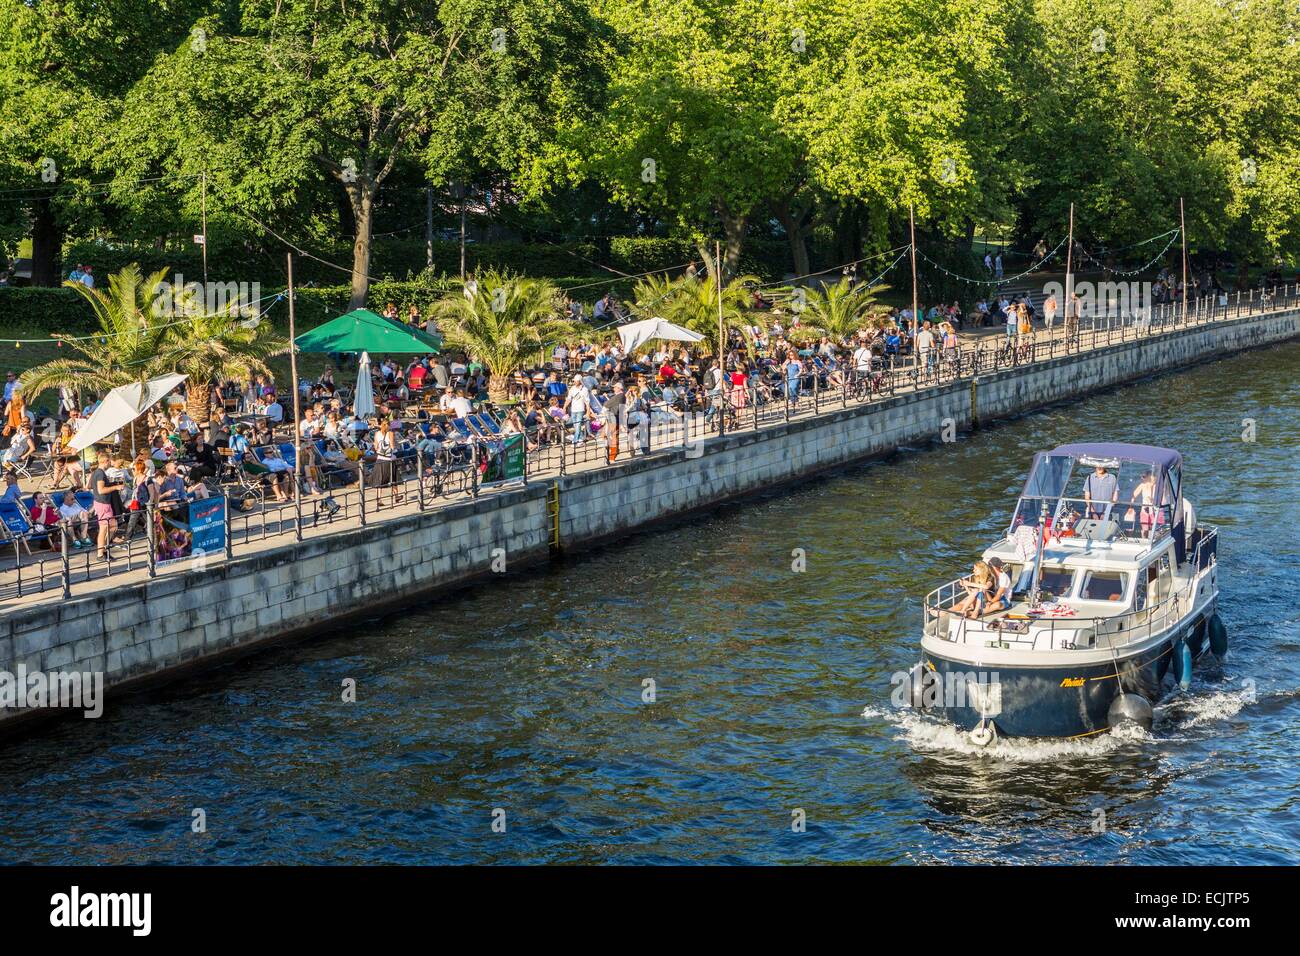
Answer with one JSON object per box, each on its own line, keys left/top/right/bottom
{"left": 1082, "top": 464, "right": 1118, "bottom": 519}
{"left": 985, "top": 558, "right": 1013, "bottom": 614}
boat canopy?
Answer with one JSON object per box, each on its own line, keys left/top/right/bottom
{"left": 1012, "top": 443, "right": 1185, "bottom": 543}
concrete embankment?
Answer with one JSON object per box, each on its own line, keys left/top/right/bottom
{"left": 2, "top": 305, "right": 1298, "bottom": 731}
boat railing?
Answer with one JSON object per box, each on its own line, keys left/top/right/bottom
{"left": 923, "top": 525, "right": 1217, "bottom": 651}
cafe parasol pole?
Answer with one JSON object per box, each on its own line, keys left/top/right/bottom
{"left": 287, "top": 253, "right": 303, "bottom": 539}
{"left": 716, "top": 239, "right": 726, "bottom": 436}
{"left": 1180, "top": 197, "right": 1189, "bottom": 323}
{"left": 909, "top": 204, "right": 919, "bottom": 350}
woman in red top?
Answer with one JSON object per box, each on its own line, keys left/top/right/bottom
{"left": 658, "top": 362, "right": 676, "bottom": 386}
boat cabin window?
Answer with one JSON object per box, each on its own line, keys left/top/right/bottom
{"left": 1037, "top": 567, "right": 1075, "bottom": 596}
{"left": 1080, "top": 570, "right": 1128, "bottom": 602}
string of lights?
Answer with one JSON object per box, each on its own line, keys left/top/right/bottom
{"left": 916, "top": 234, "right": 1069, "bottom": 287}
{"left": 1078, "top": 230, "right": 1182, "bottom": 276}
{"left": 0, "top": 290, "right": 286, "bottom": 348}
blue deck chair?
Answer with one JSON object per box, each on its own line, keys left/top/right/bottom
{"left": 449, "top": 418, "right": 474, "bottom": 440}
{"left": 0, "top": 498, "right": 48, "bottom": 553}
{"left": 470, "top": 413, "right": 502, "bottom": 436}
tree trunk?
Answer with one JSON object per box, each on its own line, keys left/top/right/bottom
{"left": 774, "top": 197, "right": 812, "bottom": 279}
{"left": 30, "top": 197, "right": 63, "bottom": 287}
{"left": 347, "top": 183, "right": 375, "bottom": 311}
{"left": 186, "top": 381, "right": 212, "bottom": 426}
{"left": 719, "top": 205, "right": 748, "bottom": 278}
{"left": 486, "top": 369, "right": 511, "bottom": 406}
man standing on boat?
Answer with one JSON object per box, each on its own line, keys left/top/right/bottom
{"left": 1083, "top": 464, "right": 1118, "bottom": 519}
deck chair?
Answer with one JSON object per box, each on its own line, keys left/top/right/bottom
{"left": 0, "top": 498, "right": 48, "bottom": 555}
{"left": 470, "top": 413, "right": 502, "bottom": 437}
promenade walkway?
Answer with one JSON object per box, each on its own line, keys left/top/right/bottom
{"left": 2, "top": 286, "right": 1295, "bottom": 615}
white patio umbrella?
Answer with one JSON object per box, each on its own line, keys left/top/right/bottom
{"left": 69, "top": 372, "right": 188, "bottom": 452}
{"left": 617, "top": 317, "right": 705, "bottom": 354}
{"left": 354, "top": 351, "right": 376, "bottom": 418}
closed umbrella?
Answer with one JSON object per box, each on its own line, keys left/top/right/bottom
{"left": 354, "top": 351, "right": 376, "bottom": 418}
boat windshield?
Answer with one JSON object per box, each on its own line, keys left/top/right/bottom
{"left": 1010, "top": 452, "right": 1178, "bottom": 539}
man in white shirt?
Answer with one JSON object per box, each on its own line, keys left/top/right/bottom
{"left": 449, "top": 389, "right": 473, "bottom": 420}
{"left": 58, "top": 491, "right": 92, "bottom": 545}
{"left": 299, "top": 408, "right": 322, "bottom": 440}
{"left": 3, "top": 372, "right": 17, "bottom": 403}
{"left": 265, "top": 395, "right": 284, "bottom": 424}
{"left": 566, "top": 376, "right": 593, "bottom": 444}
{"left": 916, "top": 321, "right": 936, "bottom": 373}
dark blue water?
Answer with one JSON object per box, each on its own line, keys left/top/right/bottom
{"left": 2, "top": 342, "right": 1298, "bottom": 864}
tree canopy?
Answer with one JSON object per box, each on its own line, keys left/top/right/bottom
{"left": 1, "top": 0, "right": 1297, "bottom": 301}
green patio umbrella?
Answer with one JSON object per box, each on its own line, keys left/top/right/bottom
{"left": 293, "top": 308, "right": 442, "bottom": 354}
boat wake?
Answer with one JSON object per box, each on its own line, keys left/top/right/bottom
{"left": 860, "top": 704, "right": 1148, "bottom": 761}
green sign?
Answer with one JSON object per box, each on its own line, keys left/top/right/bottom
{"left": 503, "top": 433, "right": 525, "bottom": 481}
{"left": 482, "top": 434, "right": 526, "bottom": 486}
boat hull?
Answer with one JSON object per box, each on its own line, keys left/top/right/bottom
{"left": 920, "top": 614, "right": 1210, "bottom": 739}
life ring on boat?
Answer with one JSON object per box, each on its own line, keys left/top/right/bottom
{"left": 970, "top": 719, "right": 997, "bottom": 747}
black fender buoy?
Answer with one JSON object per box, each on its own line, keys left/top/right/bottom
{"left": 1108, "top": 692, "right": 1154, "bottom": 732}
{"left": 1209, "top": 613, "right": 1228, "bottom": 658}
{"left": 906, "top": 663, "right": 927, "bottom": 709}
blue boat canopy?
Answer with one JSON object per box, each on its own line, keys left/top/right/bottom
{"left": 1049, "top": 442, "right": 1182, "bottom": 473}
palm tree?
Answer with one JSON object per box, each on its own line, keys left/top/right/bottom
{"left": 795, "top": 279, "right": 890, "bottom": 343}
{"left": 631, "top": 272, "right": 758, "bottom": 354}
{"left": 19, "top": 263, "right": 173, "bottom": 451}
{"left": 429, "top": 271, "right": 576, "bottom": 403}
{"left": 158, "top": 309, "right": 290, "bottom": 426}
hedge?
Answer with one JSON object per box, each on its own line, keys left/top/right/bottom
{"left": 0, "top": 286, "right": 97, "bottom": 335}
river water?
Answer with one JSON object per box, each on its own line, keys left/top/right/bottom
{"left": 2, "top": 341, "right": 1298, "bottom": 865}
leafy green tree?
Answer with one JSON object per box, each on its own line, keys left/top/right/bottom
{"left": 113, "top": 0, "right": 605, "bottom": 309}
{"left": 158, "top": 309, "right": 289, "bottom": 426}
{"left": 0, "top": 0, "right": 215, "bottom": 284}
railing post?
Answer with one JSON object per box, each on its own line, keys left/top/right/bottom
{"left": 783, "top": 385, "right": 790, "bottom": 423}
{"left": 60, "top": 519, "right": 71, "bottom": 599}
{"left": 417, "top": 446, "right": 426, "bottom": 510}
{"left": 471, "top": 441, "right": 479, "bottom": 498}
{"left": 358, "top": 465, "right": 367, "bottom": 527}
{"left": 293, "top": 472, "right": 303, "bottom": 543}
{"left": 751, "top": 382, "right": 758, "bottom": 432}
{"left": 813, "top": 371, "right": 820, "bottom": 414}
{"left": 146, "top": 505, "right": 157, "bottom": 578}
{"left": 224, "top": 492, "right": 234, "bottom": 560}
